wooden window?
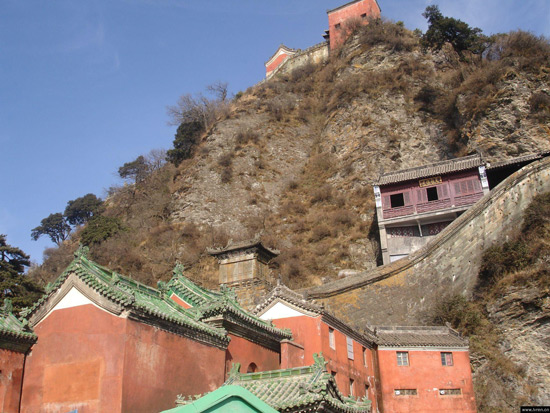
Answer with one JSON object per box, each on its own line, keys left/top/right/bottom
{"left": 441, "top": 352, "right": 453, "bottom": 366}
{"left": 349, "top": 379, "right": 355, "bottom": 396}
{"left": 439, "top": 388, "right": 461, "bottom": 395}
{"left": 453, "top": 178, "right": 481, "bottom": 196}
{"left": 437, "top": 183, "right": 449, "bottom": 198}
{"left": 427, "top": 186, "right": 438, "bottom": 201}
{"left": 416, "top": 188, "right": 427, "bottom": 203}
{"left": 329, "top": 327, "right": 335, "bottom": 349}
{"left": 390, "top": 193, "right": 405, "bottom": 208}
{"left": 394, "top": 389, "right": 417, "bottom": 396}
{"left": 346, "top": 336, "right": 354, "bottom": 360}
{"left": 396, "top": 351, "right": 409, "bottom": 366}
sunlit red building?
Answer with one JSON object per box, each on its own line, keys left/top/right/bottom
{"left": 324, "top": 0, "right": 381, "bottom": 49}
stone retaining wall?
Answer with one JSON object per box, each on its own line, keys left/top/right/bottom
{"left": 267, "top": 42, "right": 329, "bottom": 79}
{"left": 305, "top": 157, "right": 550, "bottom": 326}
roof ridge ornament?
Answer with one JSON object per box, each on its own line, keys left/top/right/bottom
{"left": 312, "top": 352, "right": 327, "bottom": 372}
{"left": 173, "top": 262, "right": 185, "bottom": 276}
{"left": 74, "top": 244, "right": 89, "bottom": 259}
{"left": 228, "top": 362, "right": 241, "bottom": 380}
{"left": 2, "top": 298, "right": 13, "bottom": 314}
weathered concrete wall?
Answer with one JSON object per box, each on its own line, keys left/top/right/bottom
{"left": 228, "top": 279, "right": 274, "bottom": 311}
{"left": 377, "top": 349, "right": 476, "bottom": 413}
{"left": 306, "top": 157, "right": 550, "bottom": 325}
{"left": 0, "top": 349, "right": 25, "bottom": 413}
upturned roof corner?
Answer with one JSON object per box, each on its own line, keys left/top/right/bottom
{"left": 0, "top": 298, "right": 37, "bottom": 353}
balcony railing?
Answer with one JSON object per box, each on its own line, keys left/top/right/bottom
{"left": 382, "top": 192, "right": 483, "bottom": 220}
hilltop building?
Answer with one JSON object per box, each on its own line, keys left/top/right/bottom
{"left": 0, "top": 242, "right": 476, "bottom": 413}
{"left": 265, "top": 0, "right": 381, "bottom": 79}
{"left": 373, "top": 155, "right": 489, "bottom": 264}
{"left": 373, "top": 152, "right": 550, "bottom": 264}
{"left": 324, "top": 0, "right": 381, "bottom": 49}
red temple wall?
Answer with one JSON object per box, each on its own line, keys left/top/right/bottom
{"left": 320, "top": 321, "right": 376, "bottom": 410}
{"left": 328, "top": 0, "right": 381, "bottom": 49}
{"left": 121, "top": 319, "right": 226, "bottom": 413}
{"left": 224, "top": 334, "right": 280, "bottom": 377}
{"left": 272, "top": 316, "right": 323, "bottom": 367}
{"left": 0, "top": 349, "right": 25, "bottom": 413}
{"left": 377, "top": 349, "right": 476, "bottom": 413}
{"left": 266, "top": 52, "right": 291, "bottom": 76}
{"left": 20, "top": 303, "right": 226, "bottom": 413}
{"left": 20, "top": 304, "right": 126, "bottom": 413}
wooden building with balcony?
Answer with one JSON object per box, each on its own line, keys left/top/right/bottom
{"left": 373, "top": 155, "right": 490, "bottom": 265}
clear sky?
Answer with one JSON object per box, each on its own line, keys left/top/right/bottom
{"left": 1, "top": 0, "right": 549, "bottom": 265}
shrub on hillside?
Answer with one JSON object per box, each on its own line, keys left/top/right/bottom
{"left": 487, "top": 31, "right": 550, "bottom": 69}
{"left": 521, "top": 191, "right": 550, "bottom": 238}
{"left": 359, "top": 18, "right": 417, "bottom": 52}
{"left": 429, "top": 294, "right": 482, "bottom": 336}
{"left": 80, "top": 216, "right": 126, "bottom": 246}
{"left": 167, "top": 121, "right": 204, "bottom": 166}
{"left": 529, "top": 92, "right": 550, "bottom": 122}
{"left": 235, "top": 128, "right": 259, "bottom": 147}
{"left": 477, "top": 241, "right": 530, "bottom": 290}
{"left": 421, "top": 5, "right": 484, "bottom": 58}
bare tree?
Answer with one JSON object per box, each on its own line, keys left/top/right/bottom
{"left": 166, "top": 82, "right": 230, "bottom": 129}
{"left": 146, "top": 149, "right": 167, "bottom": 172}
{"left": 206, "top": 81, "right": 228, "bottom": 102}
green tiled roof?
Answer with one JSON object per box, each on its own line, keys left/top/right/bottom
{"left": 168, "top": 267, "right": 291, "bottom": 342}
{"left": 22, "top": 248, "right": 229, "bottom": 349}
{"left": 0, "top": 299, "right": 37, "bottom": 352}
{"left": 222, "top": 354, "right": 371, "bottom": 413}
{"left": 167, "top": 263, "right": 224, "bottom": 308}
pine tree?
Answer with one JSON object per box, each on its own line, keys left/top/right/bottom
{"left": 0, "top": 234, "right": 43, "bottom": 313}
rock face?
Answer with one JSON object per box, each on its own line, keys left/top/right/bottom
{"left": 486, "top": 284, "right": 550, "bottom": 405}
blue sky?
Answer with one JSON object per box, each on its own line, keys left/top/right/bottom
{"left": 1, "top": 0, "right": 549, "bottom": 265}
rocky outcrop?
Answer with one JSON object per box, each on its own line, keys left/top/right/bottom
{"left": 485, "top": 283, "right": 550, "bottom": 405}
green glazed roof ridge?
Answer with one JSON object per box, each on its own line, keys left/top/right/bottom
{"left": 197, "top": 299, "right": 292, "bottom": 339}
{"left": 225, "top": 354, "right": 370, "bottom": 412}
{"left": 0, "top": 310, "right": 37, "bottom": 342}
{"left": 167, "top": 270, "right": 291, "bottom": 339}
{"left": 167, "top": 265, "right": 223, "bottom": 307}
{"left": 77, "top": 257, "right": 229, "bottom": 342}
{"left": 22, "top": 254, "right": 229, "bottom": 345}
